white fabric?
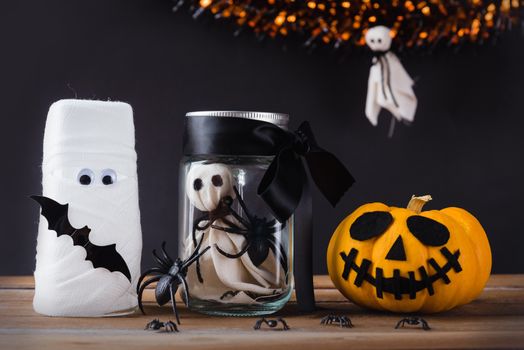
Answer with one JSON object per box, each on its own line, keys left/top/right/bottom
{"left": 185, "top": 163, "right": 235, "bottom": 212}
{"left": 365, "top": 26, "right": 417, "bottom": 126}
{"left": 34, "top": 99, "right": 142, "bottom": 316}
{"left": 184, "top": 163, "right": 286, "bottom": 303}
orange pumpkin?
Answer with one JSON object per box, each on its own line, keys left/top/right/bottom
{"left": 327, "top": 195, "right": 491, "bottom": 313}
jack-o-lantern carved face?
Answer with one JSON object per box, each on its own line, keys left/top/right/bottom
{"left": 327, "top": 196, "right": 492, "bottom": 313}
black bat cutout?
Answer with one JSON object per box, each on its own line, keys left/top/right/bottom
{"left": 31, "top": 195, "right": 132, "bottom": 282}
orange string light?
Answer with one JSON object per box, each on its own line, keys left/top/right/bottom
{"left": 175, "top": 0, "right": 523, "bottom": 52}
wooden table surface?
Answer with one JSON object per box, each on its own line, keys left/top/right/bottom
{"left": 0, "top": 275, "right": 523, "bottom": 350}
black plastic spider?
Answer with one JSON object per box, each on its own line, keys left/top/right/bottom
{"left": 320, "top": 315, "right": 354, "bottom": 328}
{"left": 145, "top": 318, "right": 178, "bottom": 333}
{"left": 395, "top": 317, "right": 431, "bottom": 330}
{"left": 253, "top": 317, "right": 290, "bottom": 331}
{"left": 211, "top": 187, "right": 288, "bottom": 273}
{"left": 137, "top": 239, "right": 210, "bottom": 324}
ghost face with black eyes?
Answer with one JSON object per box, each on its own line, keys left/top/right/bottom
{"left": 365, "top": 26, "right": 392, "bottom": 52}
{"left": 186, "top": 163, "right": 235, "bottom": 212}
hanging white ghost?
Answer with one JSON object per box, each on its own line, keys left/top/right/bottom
{"left": 183, "top": 163, "right": 287, "bottom": 304}
{"left": 32, "top": 99, "right": 142, "bottom": 317}
{"left": 365, "top": 26, "right": 417, "bottom": 137}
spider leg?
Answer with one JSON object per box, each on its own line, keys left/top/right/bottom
{"left": 215, "top": 241, "right": 250, "bottom": 259}
{"left": 227, "top": 207, "right": 251, "bottom": 228}
{"left": 169, "top": 283, "right": 181, "bottom": 325}
{"left": 187, "top": 229, "right": 207, "bottom": 283}
{"left": 196, "top": 259, "right": 204, "bottom": 283}
{"left": 182, "top": 245, "right": 211, "bottom": 270}
{"left": 193, "top": 214, "right": 210, "bottom": 247}
{"left": 278, "top": 318, "right": 290, "bottom": 330}
{"left": 195, "top": 220, "right": 213, "bottom": 232}
{"left": 145, "top": 318, "right": 157, "bottom": 330}
{"left": 137, "top": 275, "right": 162, "bottom": 315}
{"left": 421, "top": 319, "right": 430, "bottom": 330}
{"left": 253, "top": 319, "right": 263, "bottom": 330}
{"left": 177, "top": 274, "right": 190, "bottom": 307}
{"left": 395, "top": 319, "right": 405, "bottom": 329}
{"left": 266, "top": 218, "right": 277, "bottom": 227}
{"left": 152, "top": 249, "right": 170, "bottom": 270}
{"left": 233, "top": 186, "right": 254, "bottom": 221}
{"left": 320, "top": 316, "right": 328, "bottom": 325}
{"left": 160, "top": 241, "right": 174, "bottom": 265}
{"left": 348, "top": 318, "right": 354, "bottom": 328}
{"left": 165, "top": 321, "right": 179, "bottom": 333}
{"left": 210, "top": 224, "right": 247, "bottom": 236}
{"left": 268, "top": 239, "right": 288, "bottom": 273}
{"left": 136, "top": 267, "right": 165, "bottom": 293}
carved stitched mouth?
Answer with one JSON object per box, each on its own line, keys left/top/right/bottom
{"left": 339, "top": 247, "right": 462, "bottom": 300}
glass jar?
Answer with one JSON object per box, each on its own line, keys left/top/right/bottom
{"left": 179, "top": 111, "right": 293, "bottom": 316}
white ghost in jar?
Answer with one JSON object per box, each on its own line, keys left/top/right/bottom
{"left": 183, "top": 163, "right": 287, "bottom": 304}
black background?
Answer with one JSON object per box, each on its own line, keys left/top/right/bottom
{"left": 1, "top": 0, "right": 523, "bottom": 275}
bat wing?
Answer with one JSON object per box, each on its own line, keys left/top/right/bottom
{"left": 31, "top": 195, "right": 132, "bottom": 282}
{"left": 85, "top": 243, "right": 131, "bottom": 282}
{"left": 30, "top": 195, "right": 75, "bottom": 236}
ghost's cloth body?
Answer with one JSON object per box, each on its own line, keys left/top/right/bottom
{"left": 183, "top": 163, "right": 287, "bottom": 304}
{"left": 34, "top": 99, "right": 142, "bottom": 317}
{"left": 184, "top": 219, "right": 287, "bottom": 304}
{"left": 364, "top": 26, "right": 417, "bottom": 127}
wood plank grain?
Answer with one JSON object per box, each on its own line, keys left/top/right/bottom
{"left": 0, "top": 275, "right": 523, "bottom": 350}
{"left": 2, "top": 274, "right": 524, "bottom": 289}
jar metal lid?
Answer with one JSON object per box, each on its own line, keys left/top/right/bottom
{"left": 186, "top": 111, "right": 289, "bottom": 128}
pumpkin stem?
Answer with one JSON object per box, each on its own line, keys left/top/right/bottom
{"left": 407, "top": 195, "right": 432, "bottom": 213}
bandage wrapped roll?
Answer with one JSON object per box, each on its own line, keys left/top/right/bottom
{"left": 33, "top": 99, "right": 142, "bottom": 317}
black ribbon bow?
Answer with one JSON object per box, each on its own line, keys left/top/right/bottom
{"left": 183, "top": 116, "right": 355, "bottom": 222}
{"left": 257, "top": 121, "right": 355, "bottom": 222}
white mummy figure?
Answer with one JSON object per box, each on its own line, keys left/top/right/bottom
{"left": 365, "top": 26, "right": 417, "bottom": 137}
{"left": 33, "top": 99, "right": 142, "bottom": 316}
{"left": 184, "top": 163, "right": 286, "bottom": 304}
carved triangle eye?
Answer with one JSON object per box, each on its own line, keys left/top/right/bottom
{"left": 350, "top": 211, "right": 393, "bottom": 241}
{"left": 407, "top": 215, "right": 450, "bottom": 246}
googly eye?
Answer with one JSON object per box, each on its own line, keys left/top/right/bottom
{"left": 77, "top": 168, "right": 94, "bottom": 185}
{"left": 371, "top": 39, "right": 375, "bottom": 43}
{"left": 193, "top": 178, "right": 203, "bottom": 191}
{"left": 378, "top": 38, "right": 382, "bottom": 43}
{"left": 101, "top": 169, "right": 117, "bottom": 185}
